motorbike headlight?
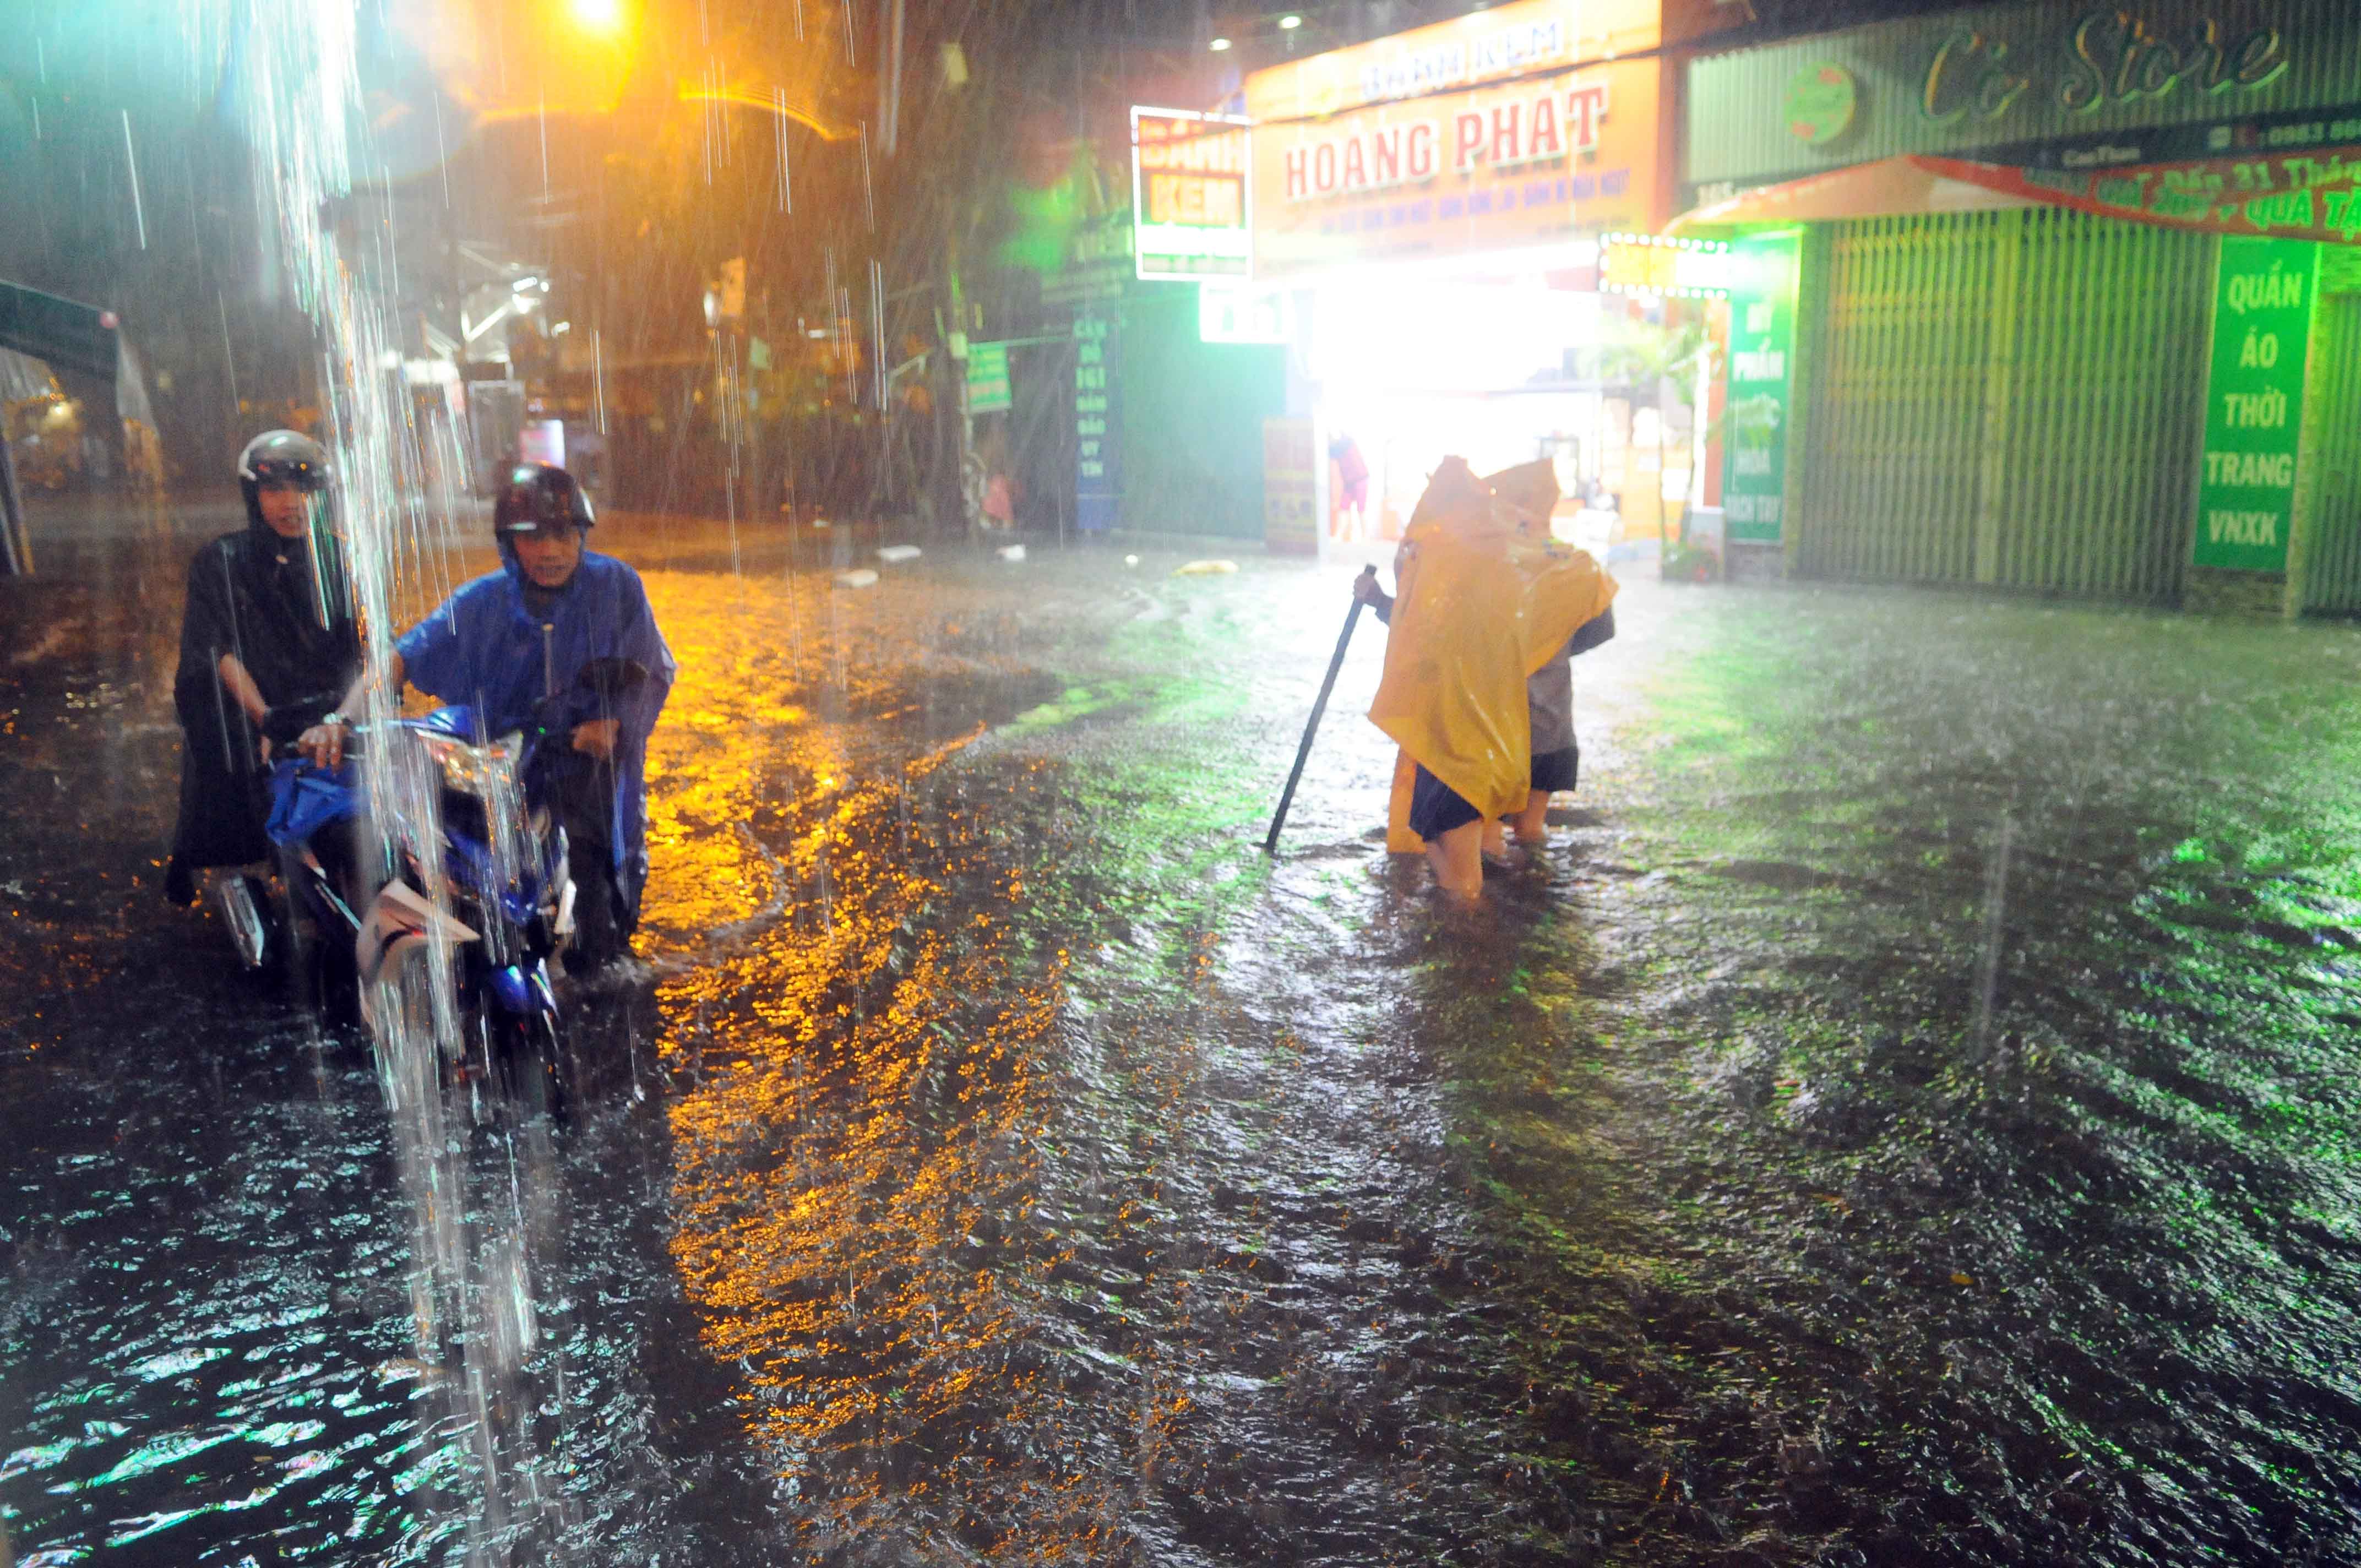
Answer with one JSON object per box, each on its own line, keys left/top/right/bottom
{"left": 417, "top": 731, "right": 519, "bottom": 794}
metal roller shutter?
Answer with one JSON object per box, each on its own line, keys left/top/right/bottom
{"left": 1797, "top": 209, "right": 2211, "bottom": 601}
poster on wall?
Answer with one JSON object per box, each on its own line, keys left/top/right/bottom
{"left": 2193, "top": 236, "right": 2315, "bottom": 573}
{"left": 1721, "top": 233, "right": 1798, "bottom": 546}
{"left": 1075, "top": 314, "right": 1119, "bottom": 533}
{"left": 1262, "top": 417, "right": 1320, "bottom": 557}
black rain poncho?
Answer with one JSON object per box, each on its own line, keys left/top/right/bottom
{"left": 169, "top": 518, "right": 360, "bottom": 869}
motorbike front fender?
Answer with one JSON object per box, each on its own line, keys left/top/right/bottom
{"left": 482, "top": 959, "right": 559, "bottom": 1019}
{"left": 356, "top": 880, "right": 481, "bottom": 991}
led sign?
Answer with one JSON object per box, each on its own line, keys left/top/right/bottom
{"left": 1599, "top": 232, "right": 1731, "bottom": 298}
{"left": 1132, "top": 107, "right": 1254, "bottom": 281}
{"left": 1198, "top": 284, "right": 1296, "bottom": 345}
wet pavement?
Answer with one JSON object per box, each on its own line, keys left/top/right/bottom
{"left": 8, "top": 493, "right": 2361, "bottom": 1566}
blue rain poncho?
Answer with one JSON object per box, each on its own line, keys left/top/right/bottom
{"left": 395, "top": 549, "right": 674, "bottom": 890}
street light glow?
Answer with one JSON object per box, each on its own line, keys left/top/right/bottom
{"left": 571, "top": 0, "right": 624, "bottom": 32}
{"left": 1209, "top": 36, "right": 1232, "bottom": 50}
{"left": 1279, "top": 14, "right": 1302, "bottom": 28}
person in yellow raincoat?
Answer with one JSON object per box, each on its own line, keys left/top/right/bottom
{"left": 1353, "top": 456, "right": 1618, "bottom": 899}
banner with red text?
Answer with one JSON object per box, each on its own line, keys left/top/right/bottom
{"left": 1922, "top": 148, "right": 2361, "bottom": 247}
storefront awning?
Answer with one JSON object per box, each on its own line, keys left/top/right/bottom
{"left": 1675, "top": 149, "right": 2361, "bottom": 248}
{"left": 1668, "top": 156, "right": 2043, "bottom": 235}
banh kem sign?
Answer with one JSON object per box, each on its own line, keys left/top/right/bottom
{"left": 1919, "top": 10, "right": 2287, "bottom": 127}
{"left": 1721, "top": 233, "right": 1799, "bottom": 547}
{"left": 2194, "top": 236, "right": 2314, "bottom": 572}
{"left": 1131, "top": 108, "right": 1252, "bottom": 282}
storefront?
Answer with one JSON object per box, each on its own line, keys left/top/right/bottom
{"left": 1235, "top": 0, "right": 1732, "bottom": 553}
{"left": 1681, "top": 1, "right": 2361, "bottom": 609}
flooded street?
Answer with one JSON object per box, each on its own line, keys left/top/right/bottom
{"left": 9, "top": 498, "right": 2361, "bottom": 1566}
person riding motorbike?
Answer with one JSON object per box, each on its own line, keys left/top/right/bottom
{"left": 301, "top": 462, "right": 674, "bottom": 968}
{"left": 165, "top": 431, "right": 359, "bottom": 912}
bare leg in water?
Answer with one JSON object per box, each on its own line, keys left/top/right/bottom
{"left": 1427, "top": 818, "right": 1486, "bottom": 900}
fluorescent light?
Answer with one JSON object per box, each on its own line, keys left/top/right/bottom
{"left": 1279, "top": 13, "right": 1302, "bottom": 26}
{"left": 1209, "top": 36, "right": 1232, "bottom": 50}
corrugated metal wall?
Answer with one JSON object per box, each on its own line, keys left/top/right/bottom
{"left": 1797, "top": 209, "right": 2211, "bottom": 600}
{"left": 2300, "top": 298, "right": 2361, "bottom": 613}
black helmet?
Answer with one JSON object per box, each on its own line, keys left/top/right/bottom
{"left": 238, "top": 429, "right": 330, "bottom": 531}
{"left": 492, "top": 462, "right": 595, "bottom": 550}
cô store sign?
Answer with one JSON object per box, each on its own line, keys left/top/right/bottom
{"left": 1921, "top": 9, "right": 2286, "bottom": 127}
{"left": 1684, "top": 1, "right": 2361, "bottom": 194}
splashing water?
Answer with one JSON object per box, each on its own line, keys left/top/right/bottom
{"left": 182, "top": 2, "right": 576, "bottom": 1558}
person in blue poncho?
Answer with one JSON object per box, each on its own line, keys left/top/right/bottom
{"left": 301, "top": 463, "right": 674, "bottom": 967}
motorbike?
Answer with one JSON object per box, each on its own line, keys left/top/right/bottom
{"left": 205, "top": 695, "right": 364, "bottom": 1013}
{"left": 257, "top": 657, "right": 647, "bottom": 1118}
{"left": 349, "top": 702, "right": 573, "bottom": 1118}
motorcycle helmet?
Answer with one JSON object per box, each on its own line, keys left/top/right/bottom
{"left": 237, "top": 429, "right": 331, "bottom": 532}
{"left": 492, "top": 462, "right": 595, "bottom": 553}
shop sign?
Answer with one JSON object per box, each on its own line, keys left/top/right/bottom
{"left": 1263, "top": 417, "right": 1320, "bottom": 557}
{"left": 1249, "top": 59, "right": 1661, "bottom": 280}
{"left": 519, "top": 419, "right": 565, "bottom": 469}
{"left": 2193, "top": 236, "right": 2314, "bottom": 573}
{"left": 1276, "top": 82, "right": 1611, "bottom": 202}
{"left": 1920, "top": 10, "right": 2287, "bottom": 128}
{"left": 1131, "top": 108, "right": 1253, "bottom": 282}
{"left": 1075, "top": 315, "right": 1119, "bottom": 532}
{"left": 1044, "top": 206, "right": 1138, "bottom": 307}
{"left": 965, "top": 339, "right": 1012, "bottom": 415}
{"left": 1925, "top": 145, "right": 2361, "bottom": 246}
{"left": 1786, "top": 64, "right": 1857, "bottom": 146}
{"left": 1245, "top": 0, "right": 1669, "bottom": 281}
{"left": 1685, "top": 1, "right": 2361, "bottom": 194}
{"left": 1199, "top": 284, "right": 1296, "bottom": 345}
{"left": 1721, "top": 233, "right": 1798, "bottom": 547}
{"left": 1600, "top": 232, "right": 1731, "bottom": 298}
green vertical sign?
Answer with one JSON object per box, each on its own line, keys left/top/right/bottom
{"left": 2194, "top": 237, "right": 2316, "bottom": 573}
{"left": 966, "top": 340, "right": 1013, "bottom": 414}
{"left": 1722, "top": 233, "right": 1799, "bottom": 545}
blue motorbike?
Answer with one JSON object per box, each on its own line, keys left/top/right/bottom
{"left": 268, "top": 658, "right": 645, "bottom": 1116}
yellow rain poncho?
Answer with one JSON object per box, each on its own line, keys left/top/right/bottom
{"left": 1372, "top": 458, "right": 1618, "bottom": 852}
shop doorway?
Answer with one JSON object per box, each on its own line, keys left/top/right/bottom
{"left": 1309, "top": 262, "right": 1652, "bottom": 551}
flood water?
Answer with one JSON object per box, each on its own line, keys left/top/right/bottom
{"left": 8, "top": 496, "right": 2361, "bottom": 1565}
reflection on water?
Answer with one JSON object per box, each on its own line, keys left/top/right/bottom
{"left": 643, "top": 565, "right": 1105, "bottom": 1554}
{"left": 17, "top": 515, "right": 2361, "bottom": 1565}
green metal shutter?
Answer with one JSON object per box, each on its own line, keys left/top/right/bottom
{"left": 2299, "top": 297, "right": 2361, "bottom": 614}
{"left": 1797, "top": 210, "right": 2210, "bottom": 601}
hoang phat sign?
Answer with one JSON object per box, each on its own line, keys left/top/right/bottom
{"left": 1246, "top": 0, "right": 1671, "bottom": 281}
{"left": 1132, "top": 108, "right": 1253, "bottom": 281}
